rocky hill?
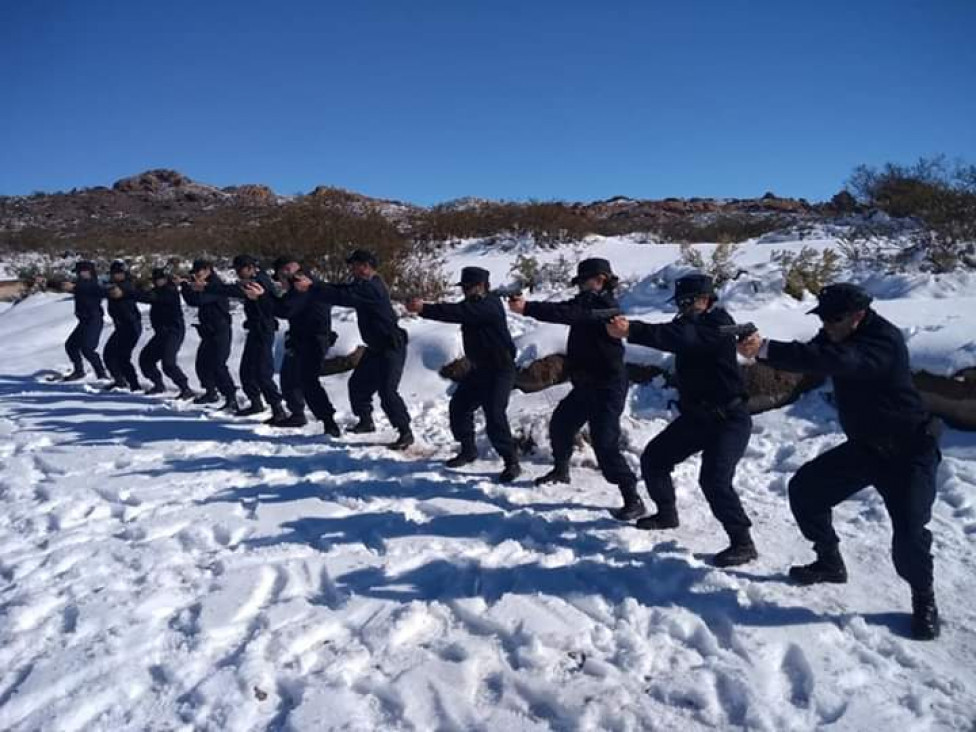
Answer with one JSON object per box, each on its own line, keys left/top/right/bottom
{"left": 0, "top": 169, "right": 862, "bottom": 252}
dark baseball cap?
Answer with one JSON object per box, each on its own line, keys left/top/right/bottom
{"left": 570, "top": 258, "right": 614, "bottom": 285}
{"left": 669, "top": 273, "right": 715, "bottom": 302}
{"left": 190, "top": 258, "right": 213, "bottom": 273}
{"left": 232, "top": 254, "right": 258, "bottom": 270}
{"left": 456, "top": 266, "right": 490, "bottom": 287}
{"left": 346, "top": 249, "right": 378, "bottom": 268}
{"left": 808, "top": 283, "right": 873, "bottom": 318}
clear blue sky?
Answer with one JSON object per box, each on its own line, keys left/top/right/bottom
{"left": 1, "top": 0, "right": 974, "bottom": 204}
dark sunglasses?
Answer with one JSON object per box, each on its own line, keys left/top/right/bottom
{"left": 676, "top": 296, "right": 697, "bottom": 308}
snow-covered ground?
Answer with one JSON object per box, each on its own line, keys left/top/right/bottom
{"left": 1, "top": 235, "right": 975, "bottom": 731}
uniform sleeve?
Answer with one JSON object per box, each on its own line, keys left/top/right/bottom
{"left": 132, "top": 288, "right": 158, "bottom": 304}
{"left": 627, "top": 319, "right": 721, "bottom": 354}
{"left": 207, "top": 281, "right": 247, "bottom": 300}
{"left": 312, "top": 281, "right": 353, "bottom": 307}
{"left": 523, "top": 298, "right": 586, "bottom": 325}
{"left": 762, "top": 331, "right": 893, "bottom": 379}
{"left": 421, "top": 299, "right": 494, "bottom": 324}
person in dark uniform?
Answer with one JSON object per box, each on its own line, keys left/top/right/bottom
{"left": 180, "top": 259, "right": 239, "bottom": 409}
{"left": 199, "top": 255, "right": 285, "bottom": 420}
{"left": 135, "top": 267, "right": 195, "bottom": 399}
{"left": 293, "top": 249, "right": 413, "bottom": 450}
{"left": 255, "top": 256, "right": 340, "bottom": 435}
{"left": 606, "top": 274, "right": 757, "bottom": 567}
{"left": 738, "top": 283, "right": 942, "bottom": 639}
{"left": 508, "top": 258, "right": 639, "bottom": 515}
{"left": 102, "top": 260, "right": 143, "bottom": 391}
{"left": 59, "top": 260, "right": 108, "bottom": 381}
{"left": 406, "top": 266, "right": 521, "bottom": 482}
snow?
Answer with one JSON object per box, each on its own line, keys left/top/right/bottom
{"left": 2, "top": 235, "right": 976, "bottom": 730}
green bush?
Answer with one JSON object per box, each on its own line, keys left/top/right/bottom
{"left": 771, "top": 247, "right": 841, "bottom": 299}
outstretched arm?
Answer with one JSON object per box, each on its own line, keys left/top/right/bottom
{"left": 762, "top": 332, "right": 893, "bottom": 379}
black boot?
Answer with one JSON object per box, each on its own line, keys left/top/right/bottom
{"left": 350, "top": 418, "right": 376, "bottom": 434}
{"left": 635, "top": 504, "right": 679, "bottom": 530}
{"left": 127, "top": 380, "right": 142, "bottom": 392}
{"left": 322, "top": 415, "right": 342, "bottom": 437}
{"left": 534, "top": 463, "right": 570, "bottom": 486}
{"left": 220, "top": 394, "right": 240, "bottom": 412}
{"left": 176, "top": 387, "right": 197, "bottom": 401}
{"left": 389, "top": 429, "right": 415, "bottom": 451}
{"left": 236, "top": 400, "right": 266, "bottom": 417}
{"left": 610, "top": 482, "right": 646, "bottom": 521}
{"left": 264, "top": 404, "right": 289, "bottom": 426}
{"left": 63, "top": 370, "right": 85, "bottom": 382}
{"left": 446, "top": 441, "right": 477, "bottom": 468}
{"left": 497, "top": 458, "right": 522, "bottom": 484}
{"left": 144, "top": 382, "right": 166, "bottom": 395}
{"left": 712, "top": 530, "right": 759, "bottom": 567}
{"left": 193, "top": 390, "right": 221, "bottom": 405}
{"left": 911, "top": 589, "right": 940, "bottom": 640}
{"left": 789, "top": 544, "right": 848, "bottom": 585}
{"left": 273, "top": 412, "right": 308, "bottom": 428}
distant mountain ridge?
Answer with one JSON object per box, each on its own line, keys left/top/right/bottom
{"left": 0, "top": 168, "right": 860, "bottom": 247}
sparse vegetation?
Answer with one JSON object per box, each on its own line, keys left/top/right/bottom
{"left": 771, "top": 247, "right": 841, "bottom": 299}
{"left": 678, "top": 241, "right": 744, "bottom": 285}
{"left": 846, "top": 157, "right": 976, "bottom": 272}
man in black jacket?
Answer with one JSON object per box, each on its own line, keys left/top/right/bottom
{"left": 738, "top": 283, "right": 942, "bottom": 640}
{"left": 102, "top": 260, "right": 143, "bottom": 391}
{"left": 293, "top": 250, "right": 413, "bottom": 450}
{"left": 509, "top": 258, "right": 639, "bottom": 515}
{"left": 58, "top": 260, "right": 108, "bottom": 381}
{"left": 607, "top": 274, "right": 757, "bottom": 567}
{"left": 407, "top": 266, "right": 520, "bottom": 482}
{"left": 200, "top": 255, "right": 286, "bottom": 420}
{"left": 136, "top": 267, "right": 195, "bottom": 399}
{"left": 261, "top": 256, "right": 340, "bottom": 435}
{"left": 181, "top": 259, "right": 239, "bottom": 409}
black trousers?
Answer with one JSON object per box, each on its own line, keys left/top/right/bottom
{"left": 348, "top": 345, "right": 410, "bottom": 431}
{"left": 195, "top": 325, "right": 236, "bottom": 398}
{"left": 788, "top": 436, "right": 940, "bottom": 591}
{"left": 104, "top": 324, "right": 141, "bottom": 387}
{"left": 139, "top": 328, "right": 189, "bottom": 389}
{"left": 66, "top": 318, "right": 106, "bottom": 376}
{"left": 282, "top": 333, "right": 336, "bottom": 421}
{"left": 549, "top": 379, "right": 637, "bottom": 486}
{"left": 280, "top": 344, "right": 303, "bottom": 416}
{"left": 641, "top": 406, "right": 753, "bottom": 534}
{"left": 449, "top": 367, "right": 516, "bottom": 461}
{"left": 240, "top": 329, "right": 282, "bottom": 408}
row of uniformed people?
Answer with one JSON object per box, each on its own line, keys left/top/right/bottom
{"left": 58, "top": 253, "right": 942, "bottom": 640}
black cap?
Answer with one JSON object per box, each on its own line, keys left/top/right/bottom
{"left": 74, "top": 260, "right": 96, "bottom": 274}
{"left": 190, "top": 258, "right": 213, "bottom": 273}
{"left": 808, "top": 283, "right": 873, "bottom": 318}
{"left": 346, "top": 249, "right": 378, "bottom": 268}
{"left": 571, "top": 258, "right": 614, "bottom": 285}
{"left": 669, "top": 274, "right": 715, "bottom": 302}
{"left": 109, "top": 260, "right": 128, "bottom": 274}
{"left": 456, "top": 266, "right": 490, "bottom": 288}
{"left": 271, "top": 255, "right": 299, "bottom": 274}
{"left": 151, "top": 266, "right": 170, "bottom": 281}
{"left": 232, "top": 254, "right": 257, "bottom": 270}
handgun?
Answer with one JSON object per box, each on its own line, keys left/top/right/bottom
{"left": 584, "top": 307, "right": 623, "bottom": 323}
{"left": 491, "top": 285, "right": 524, "bottom": 300}
{"left": 717, "top": 322, "right": 758, "bottom": 341}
